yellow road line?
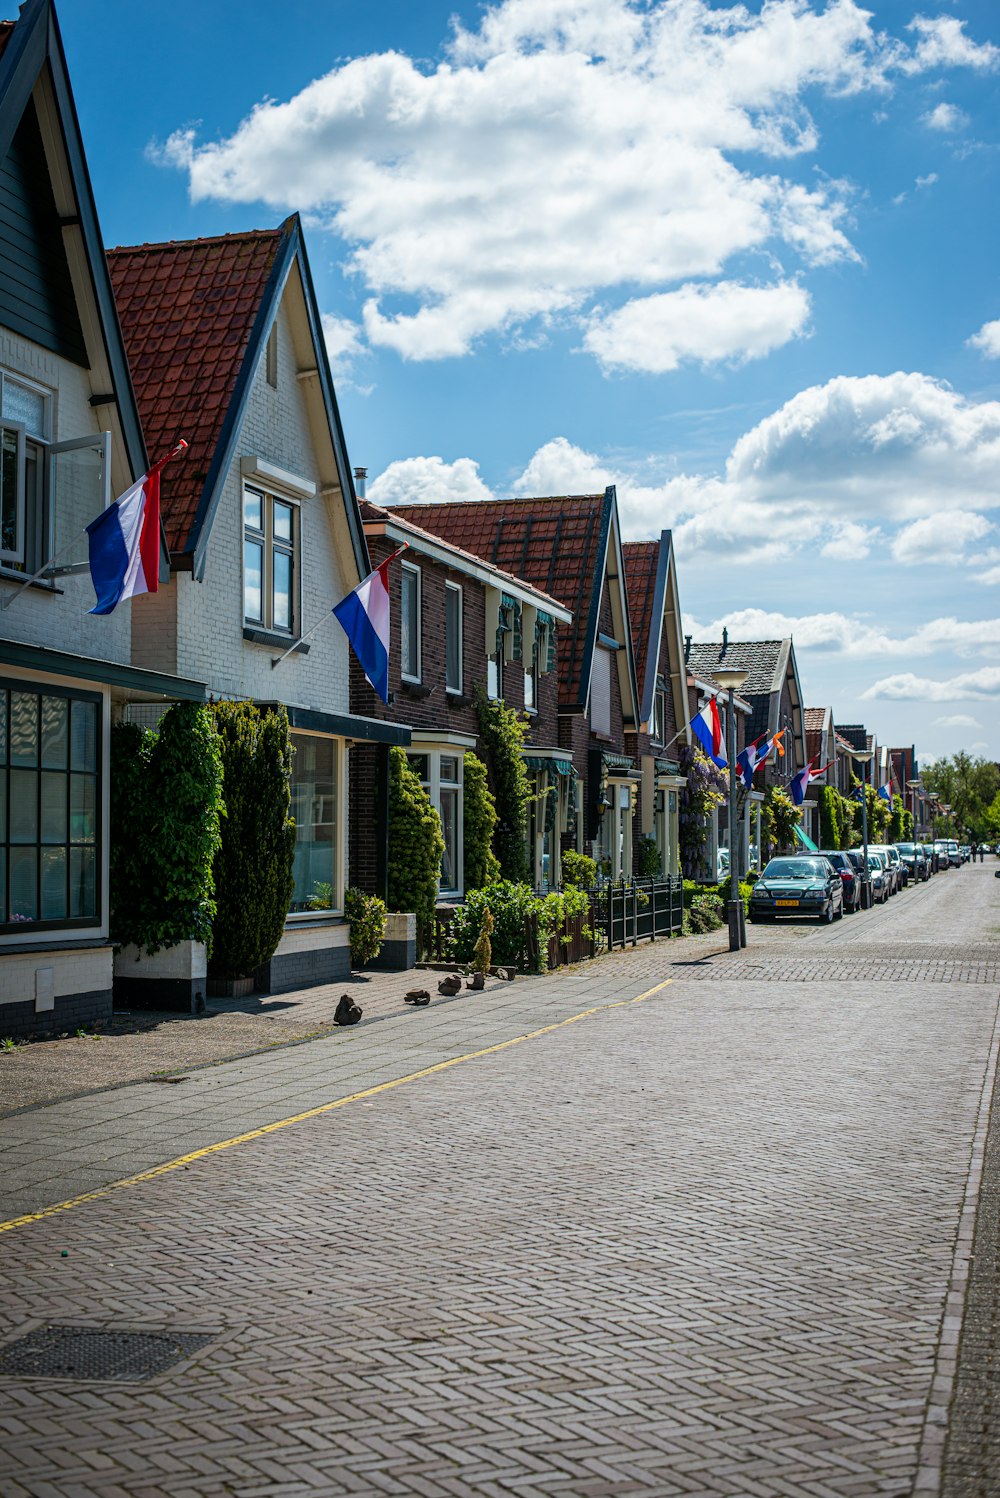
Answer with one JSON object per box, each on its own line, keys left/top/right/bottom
{"left": 0, "top": 978, "right": 673, "bottom": 1237}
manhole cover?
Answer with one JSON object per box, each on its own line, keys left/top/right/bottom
{"left": 0, "top": 1326, "right": 215, "bottom": 1382}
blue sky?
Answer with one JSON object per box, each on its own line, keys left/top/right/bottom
{"left": 59, "top": 0, "right": 1000, "bottom": 765}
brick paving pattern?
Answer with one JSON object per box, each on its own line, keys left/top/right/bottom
{"left": 0, "top": 861, "right": 997, "bottom": 1496}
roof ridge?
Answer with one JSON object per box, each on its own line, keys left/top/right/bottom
{"left": 389, "top": 493, "right": 605, "bottom": 508}
{"left": 107, "top": 226, "right": 286, "bottom": 257}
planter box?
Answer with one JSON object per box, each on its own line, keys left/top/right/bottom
{"left": 368, "top": 911, "right": 416, "bottom": 972}
{"left": 114, "top": 941, "right": 208, "bottom": 1015}
{"left": 206, "top": 975, "right": 256, "bottom": 999}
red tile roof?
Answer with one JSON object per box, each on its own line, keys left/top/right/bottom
{"left": 388, "top": 496, "right": 607, "bottom": 708}
{"left": 622, "top": 541, "right": 659, "bottom": 702}
{"left": 804, "top": 707, "right": 828, "bottom": 733}
{"left": 361, "top": 500, "right": 566, "bottom": 612}
{"left": 107, "top": 228, "right": 285, "bottom": 552}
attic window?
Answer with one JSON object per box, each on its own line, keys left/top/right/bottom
{"left": 266, "top": 325, "right": 278, "bottom": 388}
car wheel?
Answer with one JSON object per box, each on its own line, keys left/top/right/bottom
{"left": 823, "top": 900, "right": 834, "bottom": 924}
{"left": 833, "top": 897, "right": 844, "bottom": 920}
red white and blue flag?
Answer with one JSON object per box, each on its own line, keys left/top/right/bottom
{"left": 877, "top": 784, "right": 892, "bottom": 804}
{"left": 690, "top": 696, "right": 727, "bottom": 768}
{"left": 736, "top": 742, "right": 760, "bottom": 788}
{"left": 86, "top": 441, "right": 186, "bottom": 616}
{"left": 791, "top": 760, "right": 834, "bottom": 806}
{"left": 333, "top": 545, "right": 408, "bottom": 704}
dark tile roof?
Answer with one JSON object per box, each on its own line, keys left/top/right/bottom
{"left": 836, "top": 723, "right": 868, "bottom": 752}
{"left": 0, "top": 22, "right": 13, "bottom": 59}
{"left": 107, "top": 228, "right": 285, "bottom": 553}
{"left": 361, "top": 500, "right": 565, "bottom": 612}
{"left": 387, "top": 496, "right": 608, "bottom": 708}
{"left": 622, "top": 541, "right": 659, "bottom": 703}
{"left": 686, "top": 639, "right": 789, "bottom": 742}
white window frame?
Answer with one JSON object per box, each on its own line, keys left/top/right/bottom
{"left": 653, "top": 687, "right": 667, "bottom": 745}
{"left": 1, "top": 372, "right": 52, "bottom": 575}
{"left": 242, "top": 485, "right": 299, "bottom": 636}
{"left": 286, "top": 730, "right": 345, "bottom": 920}
{"left": 400, "top": 561, "right": 422, "bottom": 683}
{"left": 445, "top": 581, "right": 463, "bottom": 695}
{"left": 408, "top": 747, "right": 464, "bottom": 897}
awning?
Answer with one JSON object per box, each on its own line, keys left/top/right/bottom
{"left": 523, "top": 754, "right": 574, "bottom": 777}
{"left": 263, "top": 702, "right": 411, "bottom": 746}
{"left": 0, "top": 640, "right": 207, "bottom": 701}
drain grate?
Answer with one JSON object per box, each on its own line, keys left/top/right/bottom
{"left": 0, "top": 1326, "right": 215, "bottom": 1382}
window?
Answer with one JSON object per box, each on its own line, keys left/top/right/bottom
{"left": 266, "top": 324, "right": 279, "bottom": 388}
{"left": 400, "top": 563, "right": 421, "bottom": 681}
{"left": 1, "top": 683, "right": 100, "bottom": 932}
{"left": 525, "top": 620, "right": 544, "bottom": 713}
{"left": 488, "top": 603, "right": 512, "bottom": 701}
{"left": 590, "top": 647, "right": 612, "bottom": 736}
{"left": 445, "top": 582, "right": 462, "bottom": 694}
{"left": 244, "top": 487, "right": 296, "bottom": 634}
{"left": 653, "top": 687, "right": 667, "bottom": 744}
{"left": 408, "top": 749, "right": 463, "bottom": 895}
{"left": 288, "top": 733, "right": 338, "bottom": 913}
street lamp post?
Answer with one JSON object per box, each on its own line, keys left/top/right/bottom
{"left": 847, "top": 746, "right": 874, "bottom": 909}
{"left": 713, "top": 668, "right": 749, "bottom": 952}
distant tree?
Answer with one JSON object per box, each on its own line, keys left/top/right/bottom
{"left": 923, "top": 754, "right": 1000, "bottom": 840}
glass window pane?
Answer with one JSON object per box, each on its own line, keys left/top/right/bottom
{"left": 524, "top": 669, "right": 535, "bottom": 710}
{"left": 41, "top": 772, "right": 67, "bottom": 843}
{"left": 41, "top": 696, "right": 68, "bottom": 768}
{"left": 70, "top": 774, "right": 96, "bottom": 843}
{"left": 407, "top": 753, "right": 429, "bottom": 784}
{"left": 244, "top": 489, "right": 262, "bottom": 531}
{"left": 440, "top": 755, "right": 459, "bottom": 783}
{"left": 445, "top": 587, "right": 461, "bottom": 691}
{"left": 288, "top": 733, "right": 337, "bottom": 913}
{"left": 272, "top": 548, "right": 292, "bottom": 631}
{"left": 70, "top": 700, "right": 97, "bottom": 771}
{"left": 10, "top": 692, "right": 38, "bottom": 766}
{"left": 69, "top": 846, "right": 96, "bottom": 918}
{"left": 244, "top": 539, "right": 263, "bottom": 621}
{"left": 401, "top": 569, "right": 419, "bottom": 677}
{"left": 2, "top": 378, "right": 47, "bottom": 437}
{"left": 0, "top": 689, "right": 6, "bottom": 764}
{"left": 40, "top": 847, "right": 67, "bottom": 920}
{"left": 1, "top": 426, "right": 20, "bottom": 557}
{"left": 9, "top": 769, "right": 37, "bottom": 842}
{"left": 273, "top": 501, "right": 293, "bottom": 542}
{"left": 440, "top": 787, "right": 458, "bottom": 890}
{"left": 9, "top": 846, "right": 37, "bottom": 922}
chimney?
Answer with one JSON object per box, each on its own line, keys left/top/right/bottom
{"left": 354, "top": 466, "right": 367, "bottom": 499}
{"left": 684, "top": 634, "right": 691, "bottom": 662}
{"left": 721, "top": 626, "right": 728, "bottom": 655}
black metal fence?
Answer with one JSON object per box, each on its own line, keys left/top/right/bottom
{"left": 588, "top": 876, "right": 684, "bottom": 951}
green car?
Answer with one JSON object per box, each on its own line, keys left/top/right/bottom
{"left": 749, "top": 855, "right": 845, "bottom": 924}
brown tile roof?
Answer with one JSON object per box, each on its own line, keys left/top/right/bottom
{"left": 361, "top": 500, "right": 566, "bottom": 613}
{"left": 107, "top": 228, "right": 285, "bottom": 553}
{"left": 804, "top": 707, "right": 828, "bottom": 733}
{"left": 387, "top": 496, "right": 608, "bottom": 708}
{"left": 622, "top": 541, "right": 659, "bottom": 704}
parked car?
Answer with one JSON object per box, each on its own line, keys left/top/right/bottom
{"left": 959, "top": 844, "right": 971, "bottom": 863}
{"left": 817, "top": 849, "right": 862, "bottom": 912}
{"left": 945, "top": 840, "right": 962, "bottom": 868}
{"left": 920, "top": 842, "right": 940, "bottom": 873}
{"left": 896, "top": 842, "right": 929, "bottom": 882}
{"left": 871, "top": 844, "right": 904, "bottom": 893}
{"left": 749, "top": 855, "right": 844, "bottom": 923}
{"left": 865, "top": 851, "right": 890, "bottom": 903}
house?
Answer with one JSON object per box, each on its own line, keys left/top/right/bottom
{"left": 621, "top": 532, "right": 690, "bottom": 876}
{"left": 107, "top": 217, "right": 409, "bottom": 995}
{"left": 683, "top": 666, "right": 752, "bottom": 878}
{"left": 890, "top": 745, "right": 921, "bottom": 833}
{"left": 388, "top": 490, "right": 644, "bottom": 881}
{"left": 348, "top": 497, "right": 572, "bottom": 897}
{"left": 0, "top": 0, "right": 209, "bottom": 1037}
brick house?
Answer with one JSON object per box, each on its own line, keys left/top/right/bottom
{"left": 0, "top": 0, "right": 209, "bottom": 1037}
{"left": 107, "top": 217, "right": 408, "bottom": 994}
{"left": 804, "top": 706, "right": 837, "bottom": 843}
{"left": 348, "top": 499, "right": 571, "bottom": 898}
{"left": 388, "top": 490, "right": 643, "bottom": 881}
{"left": 621, "top": 531, "right": 690, "bottom": 876}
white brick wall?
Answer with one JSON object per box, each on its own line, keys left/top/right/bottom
{"left": 0, "top": 329, "right": 132, "bottom": 666}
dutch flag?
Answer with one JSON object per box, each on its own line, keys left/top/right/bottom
{"left": 690, "top": 696, "right": 727, "bottom": 768}
{"left": 877, "top": 784, "right": 892, "bottom": 804}
{"left": 86, "top": 441, "right": 185, "bottom": 616}
{"left": 333, "top": 546, "right": 407, "bottom": 704}
{"left": 790, "top": 761, "right": 813, "bottom": 806}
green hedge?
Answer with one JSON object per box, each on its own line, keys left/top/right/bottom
{"left": 387, "top": 747, "right": 444, "bottom": 936}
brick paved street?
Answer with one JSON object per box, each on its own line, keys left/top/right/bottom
{"left": 0, "top": 862, "right": 998, "bottom": 1497}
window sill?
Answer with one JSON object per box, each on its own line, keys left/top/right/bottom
{"left": 285, "top": 911, "right": 344, "bottom": 925}
{"left": 0, "top": 569, "right": 63, "bottom": 596}
{"left": 243, "top": 626, "right": 308, "bottom": 654}
{"left": 446, "top": 690, "right": 471, "bottom": 708}
{"left": 401, "top": 680, "right": 432, "bottom": 699}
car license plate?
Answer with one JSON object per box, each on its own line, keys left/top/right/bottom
{"left": 775, "top": 899, "right": 799, "bottom": 907}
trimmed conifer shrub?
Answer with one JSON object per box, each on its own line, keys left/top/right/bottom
{"left": 475, "top": 692, "right": 530, "bottom": 881}
{"left": 210, "top": 701, "right": 295, "bottom": 979}
{"left": 463, "top": 751, "right": 501, "bottom": 890}
{"left": 387, "top": 746, "right": 445, "bottom": 937}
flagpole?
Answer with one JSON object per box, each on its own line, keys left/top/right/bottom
{"left": 0, "top": 438, "right": 188, "bottom": 612}
{"left": 271, "top": 542, "right": 409, "bottom": 670}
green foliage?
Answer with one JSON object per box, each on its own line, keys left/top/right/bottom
{"left": 475, "top": 692, "right": 530, "bottom": 881}
{"left": 463, "top": 751, "right": 501, "bottom": 890}
{"left": 387, "top": 746, "right": 445, "bottom": 935}
{"left": 471, "top": 906, "right": 494, "bottom": 975}
{"left": 923, "top": 753, "right": 1000, "bottom": 841}
{"left": 889, "top": 794, "right": 906, "bottom": 843}
{"left": 343, "top": 887, "right": 386, "bottom": 968}
{"left": 763, "top": 786, "right": 801, "bottom": 858}
{"left": 636, "top": 835, "right": 661, "bottom": 877}
{"left": 110, "top": 704, "right": 223, "bottom": 956}
{"left": 678, "top": 745, "right": 726, "bottom": 878}
{"left": 210, "top": 701, "right": 295, "bottom": 979}
{"left": 447, "top": 880, "right": 592, "bottom": 973}
{"left": 561, "top": 849, "right": 597, "bottom": 889}
{"left": 684, "top": 890, "right": 725, "bottom": 934}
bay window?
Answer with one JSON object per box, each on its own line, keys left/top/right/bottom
{"left": 244, "top": 486, "right": 296, "bottom": 634}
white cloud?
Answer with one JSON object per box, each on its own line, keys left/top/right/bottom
{"left": 583, "top": 281, "right": 810, "bottom": 373}
{"left": 513, "top": 436, "right": 613, "bottom": 496}
{"left": 684, "top": 609, "right": 1000, "bottom": 660}
{"left": 368, "top": 455, "right": 493, "bottom": 506}
{"left": 916, "top": 172, "right": 938, "bottom": 190}
{"left": 905, "top": 16, "right": 1000, "bottom": 74}
{"left": 932, "top": 715, "right": 983, "bottom": 728}
{"left": 862, "top": 667, "right": 1000, "bottom": 702}
{"left": 922, "top": 101, "right": 969, "bottom": 132}
{"left": 321, "top": 313, "right": 365, "bottom": 377}
{"left": 968, "top": 318, "right": 1000, "bottom": 359}
{"left": 155, "top": 0, "right": 996, "bottom": 364}
{"left": 890, "top": 511, "right": 992, "bottom": 565}
{"left": 821, "top": 520, "right": 878, "bottom": 559}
